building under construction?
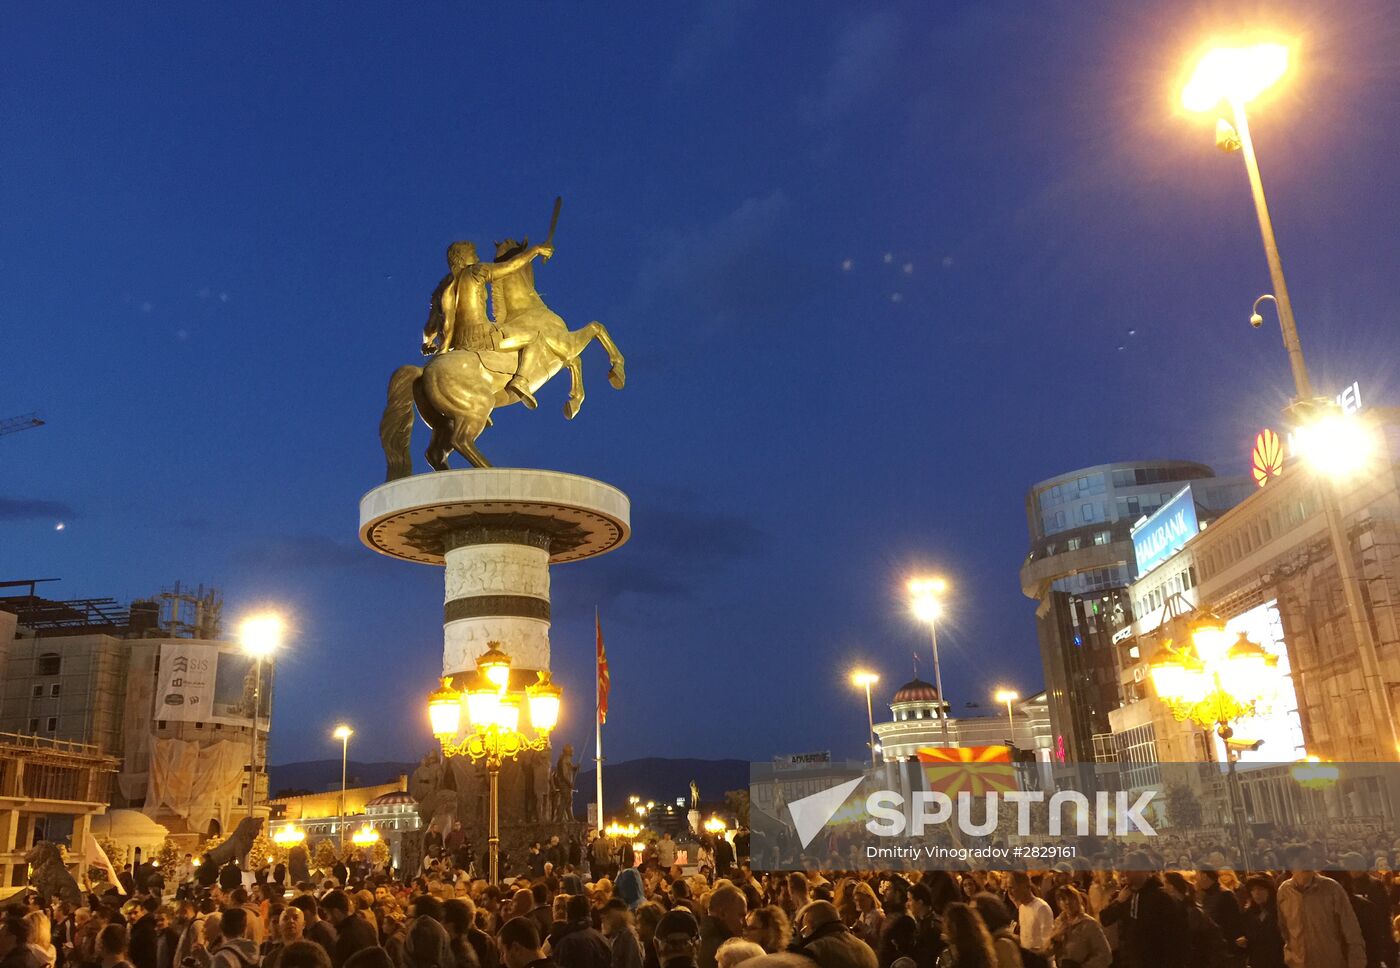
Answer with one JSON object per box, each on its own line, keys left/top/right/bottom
{"left": 0, "top": 580, "right": 272, "bottom": 843}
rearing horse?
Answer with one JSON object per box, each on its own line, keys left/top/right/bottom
{"left": 379, "top": 241, "right": 625, "bottom": 478}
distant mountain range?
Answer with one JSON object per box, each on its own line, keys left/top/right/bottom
{"left": 574, "top": 757, "right": 749, "bottom": 814}
{"left": 268, "top": 756, "right": 749, "bottom": 814}
{"left": 268, "top": 760, "right": 417, "bottom": 797}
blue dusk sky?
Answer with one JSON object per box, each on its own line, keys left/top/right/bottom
{"left": 4, "top": 2, "right": 1399, "bottom": 766}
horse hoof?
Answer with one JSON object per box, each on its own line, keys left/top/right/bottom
{"left": 564, "top": 400, "right": 581, "bottom": 420}
{"left": 608, "top": 364, "right": 626, "bottom": 389}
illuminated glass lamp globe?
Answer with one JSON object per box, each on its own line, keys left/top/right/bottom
{"left": 427, "top": 680, "right": 462, "bottom": 741}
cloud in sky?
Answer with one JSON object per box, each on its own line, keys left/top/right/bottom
{"left": 0, "top": 497, "right": 76, "bottom": 521}
{"left": 801, "top": 10, "right": 900, "bottom": 125}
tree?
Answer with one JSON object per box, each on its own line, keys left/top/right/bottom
{"left": 313, "top": 838, "right": 339, "bottom": 869}
{"left": 1164, "top": 782, "right": 1204, "bottom": 829}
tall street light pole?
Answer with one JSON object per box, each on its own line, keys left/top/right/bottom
{"left": 333, "top": 725, "right": 353, "bottom": 856}
{"left": 851, "top": 672, "right": 880, "bottom": 769}
{"left": 1182, "top": 42, "right": 1400, "bottom": 758}
{"left": 238, "top": 614, "right": 284, "bottom": 826}
{"left": 909, "top": 578, "right": 950, "bottom": 745}
{"left": 995, "top": 689, "right": 1019, "bottom": 744}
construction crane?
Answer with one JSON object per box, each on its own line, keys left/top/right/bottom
{"left": 0, "top": 413, "right": 44, "bottom": 439}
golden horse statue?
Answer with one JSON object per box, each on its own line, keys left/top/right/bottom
{"left": 379, "top": 229, "right": 625, "bottom": 478}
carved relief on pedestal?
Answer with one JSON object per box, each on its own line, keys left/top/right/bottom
{"left": 444, "top": 617, "right": 550, "bottom": 676}
{"left": 444, "top": 543, "right": 550, "bottom": 602}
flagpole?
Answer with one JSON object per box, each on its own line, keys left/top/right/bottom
{"left": 595, "top": 609, "right": 604, "bottom": 832}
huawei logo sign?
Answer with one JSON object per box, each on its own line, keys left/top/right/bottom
{"left": 1252, "top": 428, "right": 1283, "bottom": 487}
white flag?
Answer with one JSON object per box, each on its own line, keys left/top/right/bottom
{"left": 82, "top": 832, "right": 125, "bottom": 895}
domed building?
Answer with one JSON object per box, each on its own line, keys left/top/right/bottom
{"left": 872, "top": 677, "right": 1052, "bottom": 761}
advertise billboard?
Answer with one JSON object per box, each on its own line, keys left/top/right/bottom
{"left": 1131, "top": 485, "right": 1199, "bottom": 577}
{"left": 154, "top": 641, "right": 272, "bottom": 728}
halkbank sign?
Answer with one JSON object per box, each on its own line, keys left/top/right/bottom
{"left": 1131, "top": 485, "right": 1199, "bottom": 577}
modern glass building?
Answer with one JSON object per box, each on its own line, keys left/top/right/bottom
{"left": 1020, "top": 460, "right": 1252, "bottom": 763}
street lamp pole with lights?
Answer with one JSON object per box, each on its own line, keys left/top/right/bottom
{"left": 426, "top": 643, "right": 562, "bottom": 883}
{"left": 994, "top": 689, "right": 1019, "bottom": 743}
{"left": 909, "top": 578, "right": 951, "bottom": 745}
{"left": 1149, "top": 614, "right": 1279, "bottom": 868}
{"left": 851, "top": 671, "right": 880, "bottom": 768}
{"left": 238, "top": 613, "right": 284, "bottom": 823}
{"left": 333, "top": 724, "right": 353, "bottom": 855}
{"left": 1181, "top": 41, "right": 1399, "bottom": 757}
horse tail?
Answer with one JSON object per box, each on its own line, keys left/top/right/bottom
{"left": 380, "top": 365, "right": 422, "bottom": 481}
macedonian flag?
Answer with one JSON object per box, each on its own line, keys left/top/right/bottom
{"left": 916, "top": 745, "right": 1019, "bottom": 796}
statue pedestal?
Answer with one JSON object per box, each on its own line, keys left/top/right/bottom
{"left": 360, "top": 468, "right": 630, "bottom": 682}
{"left": 361, "top": 469, "right": 629, "bottom": 852}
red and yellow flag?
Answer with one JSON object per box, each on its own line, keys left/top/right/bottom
{"left": 916, "top": 744, "right": 1018, "bottom": 796}
{"left": 596, "top": 611, "right": 610, "bottom": 725}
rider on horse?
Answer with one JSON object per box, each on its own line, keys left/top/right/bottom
{"left": 422, "top": 238, "right": 553, "bottom": 408}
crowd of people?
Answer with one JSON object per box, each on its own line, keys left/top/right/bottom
{"left": 2, "top": 834, "right": 1396, "bottom": 968}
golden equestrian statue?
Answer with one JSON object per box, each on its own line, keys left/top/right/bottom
{"left": 379, "top": 198, "right": 626, "bottom": 477}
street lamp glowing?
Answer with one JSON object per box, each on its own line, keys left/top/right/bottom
{"left": 1182, "top": 43, "right": 1290, "bottom": 112}
{"left": 332, "top": 724, "right": 353, "bottom": 741}
{"left": 238, "top": 613, "right": 285, "bottom": 657}
{"left": 475, "top": 644, "right": 513, "bottom": 691}
{"left": 908, "top": 577, "right": 947, "bottom": 623}
{"left": 1293, "top": 411, "right": 1375, "bottom": 480}
{"left": 994, "top": 689, "right": 1018, "bottom": 704}
{"left": 527, "top": 671, "right": 562, "bottom": 733}
{"left": 427, "top": 681, "right": 462, "bottom": 740}
{"left": 850, "top": 670, "right": 879, "bottom": 688}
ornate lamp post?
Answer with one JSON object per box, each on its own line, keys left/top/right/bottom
{"left": 1149, "top": 614, "right": 1279, "bottom": 868}
{"left": 427, "top": 642, "right": 562, "bottom": 883}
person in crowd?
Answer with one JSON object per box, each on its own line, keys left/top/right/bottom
{"left": 206, "top": 910, "right": 257, "bottom": 968}
{"left": 498, "top": 918, "right": 554, "bottom": 968}
{"left": 906, "top": 883, "right": 943, "bottom": 968}
{"left": 650, "top": 911, "right": 700, "bottom": 968}
{"left": 97, "top": 926, "right": 133, "bottom": 968}
{"left": 21, "top": 913, "right": 55, "bottom": 968}
{"left": 712, "top": 941, "right": 762, "bottom": 968}
{"left": 1, "top": 917, "right": 46, "bottom": 968}
{"left": 790, "top": 901, "right": 877, "bottom": 968}
{"left": 443, "top": 899, "right": 492, "bottom": 968}
{"left": 741, "top": 907, "right": 789, "bottom": 956}
{"left": 601, "top": 900, "right": 643, "bottom": 968}
{"left": 1336, "top": 872, "right": 1396, "bottom": 968}
{"left": 402, "top": 915, "right": 452, "bottom": 968}
{"left": 550, "top": 896, "right": 609, "bottom": 968}
{"left": 1098, "top": 855, "right": 1186, "bottom": 968}
{"left": 965, "top": 894, "right": 1021, "bottom": 968}
{"left": 1161, "top": 871, "right": 1225, "bottom": 966}
{"left": 277, "top": 942, "right": 332, "bottom": 968}
{"left": 636, "top": 904, "right": 664, "bottom": 968}
{"left": 1006, "top": 875, "right": 1051, "bottom": 964}
{"left": 698, "top": 886, "right": 746, "bottom": 968}
{"left": 849, "top": 885, "right": 883, "bottom": 950}
{"left": 263, "top": 908, "right": 305, "bottom": 968}
{"left": 319, "top": 893, "right": 375, "bottom": 968}
{"left": 937, "top": 903, "right": 997, "bottom": 968}
{"left": 1276, "top": 847, "right": 1366, "bottom": 968}
{"left": 1195, "top": 868, "right": 1243, "bottom": 968}
{"left": 289, "top": 897, "right": 336, "bottom": 957}
{"left": 128, "top": 900, "right": 159, "bottom": 968}
{"left": 1047, "top": 886, "right": 1109, "bottom": 968}
{"left": 1238, "top": 875, "right": 1285, "bottom": 968}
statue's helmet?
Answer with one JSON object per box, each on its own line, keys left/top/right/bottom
{"left": 446, "top": 241, "right": 478, "bottom": 269}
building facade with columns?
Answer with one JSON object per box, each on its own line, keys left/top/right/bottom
{"left": 872, "top": 679, "right": 1054, "bottom": 760}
